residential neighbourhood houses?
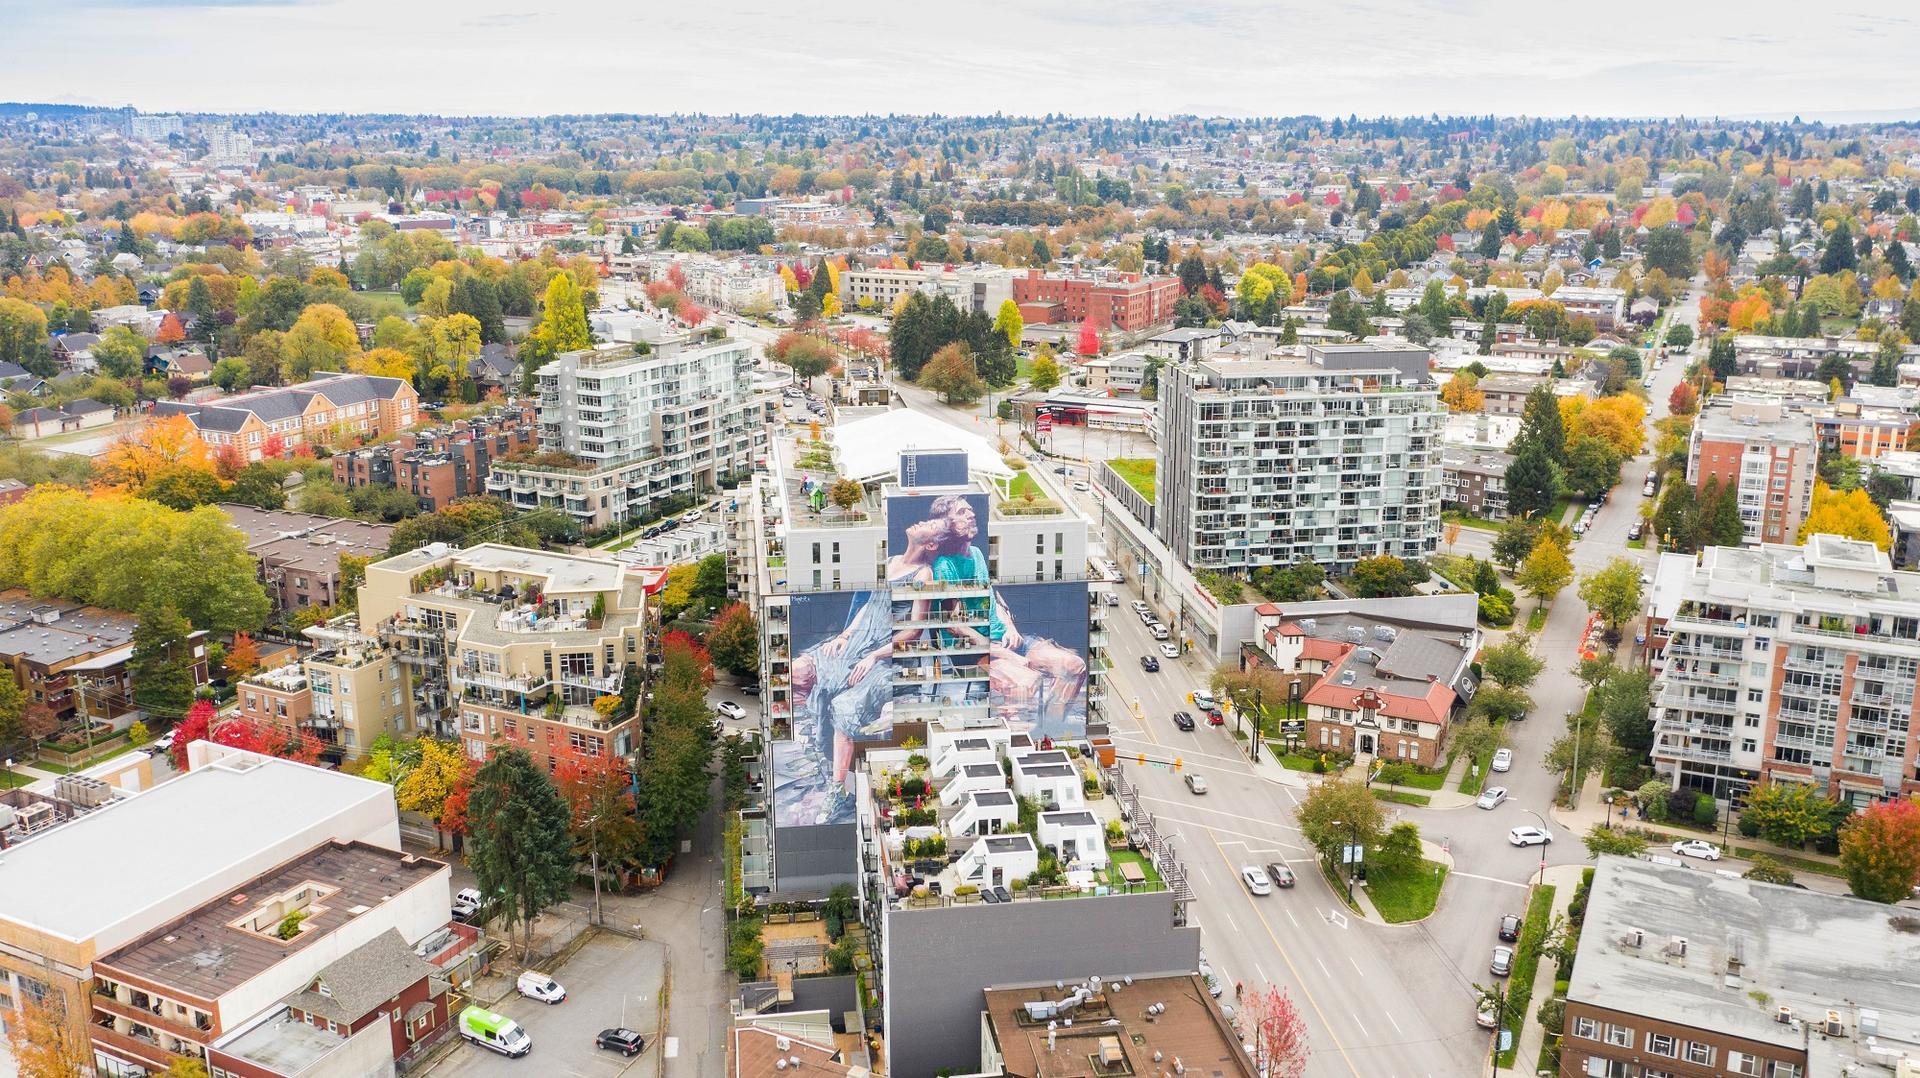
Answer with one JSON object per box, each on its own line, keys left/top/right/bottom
{"left": 4, "top": 104, "right": 1920, "bottom": 1078}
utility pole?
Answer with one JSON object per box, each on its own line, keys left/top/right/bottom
{"left": 588, "top": 817, "right": 604, "bottom": 927}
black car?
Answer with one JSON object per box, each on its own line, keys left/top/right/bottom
{"left": 1172, "top": 711, "right": 1196, "bottom": 731}
{"left": 740, "top": 684, "right": 761, "bottom": 696}
{"left": 1628, "top": 520, "right": 1644, "bottom": 540}
{"left": 596, "top": 1028, "right": 646, "bottom": 1056}
{"left": 1140, "top": 655, "right": 1161, "bottom": 672}
{"left": 1498, "top": 914, "right": 1522, "bottom": 942}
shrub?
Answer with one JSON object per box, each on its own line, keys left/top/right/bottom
{"left": 1692, "top": 792, "right": 1718, "bottom": 828}
{"left": 1737, "top": 810, "right": 1762, "bottom": 838}
{"left": 1536, "top": 996, "right": 1565, "bottom": 1035}
{"left": 827, "top": 937, "right": 857, "bottom": 975}
{"left": 729, "top": 917, "right": 765, "bottom": 979}
{"left": 1477, "top": 590, "right": 1516, "bottom": 627}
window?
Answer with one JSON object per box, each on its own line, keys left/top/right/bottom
{"left": 1769, "top": 1064, "right": 1801, "bottom": 1078}
{"left": 1684, "top": 1041, "right": 1715, "bottom": 1066}
{"left": 1727, "top": 1052, "right": 1762, "bottom": 1076}
{"left": 1646, "top": 1032, "right": 1675, "bottom": 1056}
{"left": 1605, "top": 1023, "right": 1632, "bottom": 1047}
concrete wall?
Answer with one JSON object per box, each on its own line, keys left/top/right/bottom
{"left": 881, "top": 890, "right": 1199, "bottom": 1078}
{"left": 772, "top": 821, "right": 857, "bottom": 897}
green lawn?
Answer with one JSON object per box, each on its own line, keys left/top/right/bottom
{"left": 1526, "top": 606, "right": 1549, "bottom": 633}
{"left": 1366, "top": 860, "right": 1450, "bottom": 923}
{"left": 1441, "top": 509, "right": 1504, "bottom": 533}
{"left": 1, "top": 769, "right": 32, "bottom": 790}
{"left": 1373, "top": 789, "right": 1433, "bottom": 808}
{"left": 1498, "top": 883, "right": 1557, "bottom": 1067}
{"left": 1380, "top": 766, "right": 1449, "bottom": 791}
{"left": 1008, "top": 470, "right": 1042, "bottom": 499}
{"left": 1107, "top": 849, "right": 1163, "bottom": 885}
{"left": 1107, "top": 458, "right": 1156, "bottom": 502}
{"left": 1271, "top": 750, "right": 1319, "bottom": 772}
{"left": 1553, "top": 497, "right": 1581, "bottom": 526}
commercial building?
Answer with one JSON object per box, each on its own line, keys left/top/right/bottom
{"left": 358, "top": 543, "right": 650, "bottom": 767}
{"left": 1647, "top": 535, "right": 1920, "bottom": 803}
{"left": 1686, "top": 397, "right": 1819, "bottom": 547}
{"left": 1244, "top": 594, "right": 1479, "bottom": 766}
{"left": 1011, "top": 270, "right": 1180, "bottom": 332}
{"left": 486, "top": 338, "right": 772, "bottom": 530}
{"left": 979, "top": 974, "right": 1255, "bottom": 1078}
{"left": 1563, "top": 856, "right": 1919, "bottom": 1078}
{"left": 840, "top": 265, "right": 1022, "bottom": 316}
{"left": 0, "top": 591, "right": 209, "bottom": 724}
{"left": 217, "top": 505, "right": 394, "bottom": 616}
{"left": 333, "top": 404, "right": 538, "bottom": 513}
{"left": 155, "top": 373, "right": 420, "bottom": 463}
{"left": 1441, "top": 448, "right": 1515, "bottom": 522}
{"left": 0, "top": 744, "right": 431, "bottom": 1074}
{"left": 1155, "top": 344, "right": 1444, "bottom": 574}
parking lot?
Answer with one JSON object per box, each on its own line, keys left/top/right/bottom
{"left": 427, "top": 931, "right": 668, "bottom": 1078}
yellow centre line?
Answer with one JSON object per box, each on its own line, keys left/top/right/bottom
{"left": 1204, "top": 832, "right": 1363, "bottom": 1077}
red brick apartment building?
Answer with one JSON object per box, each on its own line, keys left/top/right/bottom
{"left": 332, "top": 404, "right": 537, "bottom": 513}
{"left": 1011, "top": 270, "right": 1181, "bottom": 332}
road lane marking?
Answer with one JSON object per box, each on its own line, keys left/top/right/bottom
{"left": 1387, "top": 1010, "right": 1404, "bottom": 1035}
{"left": 1316, "top": 956, "right": 1331, "bottom": 977}
{"left": 1350, "top": 957, "right": 1364, "bottom": 976}
{"left": 1350, "top": 1012, "right": 1370, "bottom": 1037}
{"left": 1285, "top": 908, "right": 1299, "bottom": 928}
{"left": 1203, "top": 833, "right": 1362, "bottom": 1077}
{"left": 1449, "top": 871, "right": 1529, "bottom": 889}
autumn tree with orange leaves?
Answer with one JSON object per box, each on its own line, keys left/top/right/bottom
{"left": 95, "top": 414, "right": 215, "bottom": 493}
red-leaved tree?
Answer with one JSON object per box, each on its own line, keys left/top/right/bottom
{"left": 169, "top": 699, "right": 218, "bottom": 770}
{"left": 1239, "top": 984, "right": 1311, "bottom": 1077}
{"left": 438, "top": 761, "right": 480, "bottom": 836}
{"left": 1668, "top": 381, "right": 1699, "bottom": 417}
{"left": 1076, "top": 318, "right": 1099, "bottom": 357}
{"left": 260, "top": 433, "right": 286, "bottom": 460}
{"left": 1839, "top": 798, "right": 1920, "bottom": 903}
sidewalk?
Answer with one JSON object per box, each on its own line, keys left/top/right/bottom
{"left": 1549, "top": 774, "right": 1845, "bottom": 869}
{"left": 1493, "top": 862, "right": 1585, "bottom": 1077}
{"left": 1, "top": 762, "right": 63, "bottom": 790}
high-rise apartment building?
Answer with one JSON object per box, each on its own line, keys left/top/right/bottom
{"left": 1156, "top": 344, "right": 1443, "bottom": 573}
{"left": 486, "top": 339, "right": 771, "bottom": 530}
{"left": 1686, "top": 397, "right": 1819, "bottom": 547}
{"left": 1648, "top": 535, "right": 1920, "bottom": 805}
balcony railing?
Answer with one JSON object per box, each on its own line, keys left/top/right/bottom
{"left": 457, "top": 668, "right": 551, "bottom": 693}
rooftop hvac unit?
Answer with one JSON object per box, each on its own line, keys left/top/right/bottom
{"left": 1664, "top": 936, "right": 1688, "bottom": 958}
{"left": 1826, "top": 1011, "right": 1844, "bottom": 1037}
{"left": 1776, "top": 1006, "right": 1793, "bottom": 1024}
{"left": 55, "top": 774, "right": 111, "bottom": 807}
{"left": 1372, "top": 625, "right": 1397, "bottom": 641}
{"left": 1298, "top": 618, "right": 1317, "bottom": 634}
{"left": 1345, "top": 626, "right": 1366, "bottom": 643}
{"left": 1621, "top": 928, "right": 1644, "bottom": 949}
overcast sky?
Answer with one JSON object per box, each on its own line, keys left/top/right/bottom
{"left": 3, "top": 0, "right": 1917, "bottom": 122}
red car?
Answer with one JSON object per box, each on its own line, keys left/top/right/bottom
{"left": 1205, "top": 708, "right": 1225, "bottom": 726}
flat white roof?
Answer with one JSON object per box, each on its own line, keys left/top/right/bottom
{"left": 455, "top": 543, "right": 626, "bottom": 594}
{"left": 829, "top": 409, "right": 1013, "bottom": 484}
{"left": 0, "top": 750, "right": 397, "bottom": 946}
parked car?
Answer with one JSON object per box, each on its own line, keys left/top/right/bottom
{"left": 1507, "top": 826, "right": 1552, "bottom": 847}
{"left": 1054, "top": 466, "right": 1071, "bottom": 475}
{"left": 1499, "top": 914, "right": 1521, "bottom": 941}
{"left": 595, "top": 1029, "right": 645, "bottom": 1057}
{"left": 1241, "top": 865, "right": 1273, "bottom": 896}
{"left": 1149, "top": 623, "right": 1171, "bottom": 640}
{"left": 1073, "top": 481, "right": 1091, "bottom": 493}
{"left": 740, "top": 684, "right": 761, "bottom": 696}
{"left": 1184, "top": 773, "right": 1208, "bottom": 795}
{"left": 715, "top": 701, "right": 747, "bottom": 721}
{"left": 1490, "top": 748, "right": 1513, "bottom": 773}
{"left": 1572, "top": 520, "right": 1587, "bottom": 536}
{"left": 1476, "top": 1002, "right": 1499, "bottom": 1029}
{"left": 516, "top": 971, "right": 566, "bottom": 1004}
{"left": 459, "top": 1006, "right": 531, "bottom": 1057}
{"left": 1130, "top": 600, "right": 1150, "bottom": 614}
{"left": 1628, "top": 520, "right": 1645, "bottom": 540}
{"left": 683, "top": 510, "right": 703, "bottom": 522}
{"left": 451, "top": 887, "right": 484, "bottom": 922}
{"left": 1140, "top": 655, "right": 1160, "bottom": 673}
{"left": 1103, "top": 592, "right": 1120, "bottom": 606}
{"left": 154, "top": 730, "right": 176, "bottom": 752}
{"left": 1477, "top": 786, "right": 1508, "bottom": 810}
{"left": 1671, "top": 839, "right": 1722, "bottom": 861}
{"left": 1265, "top": 862, "right": 1297, "bottom": 888}
{"left": 1171, "top": 711, "right": 1196, "bottom": 731}
{"left": 1158, "top": 642, "right": 1180, "bottom": 659}
{"left": 1490, "top": 946, "right": 1514, "bottom": 977}
{"left": 1205, "top": 708, "right": 1224, "bottom": 726}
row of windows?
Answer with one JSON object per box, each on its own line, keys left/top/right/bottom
{"left": 1572, "top": 1017, "right": 1799, "bottom": 1076}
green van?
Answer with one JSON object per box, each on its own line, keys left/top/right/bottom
{"left": 458, "top": 1005, "right": 531, "bottom": 1058}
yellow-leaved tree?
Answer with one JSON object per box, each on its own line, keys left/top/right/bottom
{"left": 96, "top": 414, "right": 214, "bottom": 493}
{"left": 1799, "top": 481, "right": 1892, "bottom": 550}
{"left": 395, "top": 737, "right": 470, "bottom": 821}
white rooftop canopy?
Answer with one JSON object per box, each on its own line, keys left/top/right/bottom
{"left": 829, "top": 409, "right": 1013, "bottom": 484}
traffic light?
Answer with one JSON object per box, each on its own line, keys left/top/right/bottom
{"left": 1137, "top": 752, "right": 1146, "bottom": 766}
{"left": 1186, "top": 692, "right": 1195, "bottom": 705}
{"left": 1174, "top": 757, "right": 1183, "bottom": 771}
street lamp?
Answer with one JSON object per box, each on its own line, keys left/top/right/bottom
{"left": 1523, "top": 808, "right": 1550, "bottom": 883}
{"left": 1328, "top": 818, "right": 1361, "bottom": 904}
{"left": 1722, "top": 780, "right": 1751, "bottom": 850}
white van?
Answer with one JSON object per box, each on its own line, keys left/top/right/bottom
{"left": 1150, "top": 623, "right": 1171, "bottom": 641}
{"left": 516, "top": 971, "right": 566, "bottom": 1004}
{"left": 459, "top": 1006, "right": 531, "bottom": 1057}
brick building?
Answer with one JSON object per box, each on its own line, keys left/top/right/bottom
{"left": 153, "top": 372, "right": 419, "bottom": 463}
{"left": 1686, "top": 397, "right": 1819, "bottom": 547}
{"left": 217, "top": 505, "right": 395, "bottom": 616}
{"left": 0, "top": 591, "right": 209, "bottom": 724}
{"left": 333, "top": 404, "right": 537, "bottom": 513}
{"left": 1011, "top": 270, "right": 1181, "bottom": 332}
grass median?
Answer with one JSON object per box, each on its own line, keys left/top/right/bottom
{"left": 1497, "top": 883, "right": 1557, "bottom": 1068}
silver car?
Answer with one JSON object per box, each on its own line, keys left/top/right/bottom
{"left": 1477, "top": 786, "right": 1508, "bottom": 810}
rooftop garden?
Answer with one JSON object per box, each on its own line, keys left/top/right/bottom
{"left": 1107, "top": 457, "right": 1156, "bottom": 502}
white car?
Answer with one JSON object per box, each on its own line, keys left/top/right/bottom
{"left": 1158, "top": 642, "right": 1180, "bottom": 659}
{"left": 452, "top": 887, "right": 484, "bottom": 921}
{"left": 715, "top": 701, "right": 747, "bottom": 721}
{"left": 1490, "top": 748, "right": 1513, "bottom": 773}
{"left": 1477, "top": 786, "right": 1509, "bottom": 810}
{"left": 1508, "top": 826, "right": 1553, "bottom": 848}
{"left": 683, "top": 510, "right": 703, "bottom": 522}
{"left": 1240, "top": 865, "right": 1273, "bottom": 896}
{"left": 1130, "top": 600, "right": 1151, "bottom": 615}
{"left": 515, "top": 971, "right": 566, "bottom": 1004}
{"left": 1671, "top": 839, "right": 1722, "bottom": 861}
{"left": 1073, "top": 481, "right": 1091, "bottom": 492}
{"left": 154, "top": 730, "right": 177, "bottom": 752}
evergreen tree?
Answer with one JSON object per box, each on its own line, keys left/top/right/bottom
{"left": 1820, "top": 222, "right": 1857, "bottom": 275}
{"left": 1515, "top": 386, "right": 1566, "bottom": 464}
{"left": 1701, "top": 478, "right": 1746, "bottom": 547}
{"left": 1477, "top": 218, "right": 1503, "bottom": 260}
{"left": 451, "top": 275, "right": 507, "bottom": 344}
{"left": 1504, "top": 443, "right": 1559, "bottom": 519}
{"left": 1887, "top": 241, "right": 1912, "bottom": 283}
{"left": 1177, "top": 255, "right": 1207, "bottom": 295}
{"left": 466, "top": 748, "right": 577, "bottom": 953}
{"left": 185, "top": 276, "right": 219, "bottom": 351}
{"left": 131, "top": 604, "right": 197, "bottom": 720}
{"left": 1708, "top": 334, "right": 1738, "bottom": 382}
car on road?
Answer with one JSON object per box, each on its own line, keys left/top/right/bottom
{"left": 741, "top": 684, "right": 761, "bottom": 695}
{"left": 683, "top": 510, "right": 703, "bottom": 522}
{"left": 1671, "top": 839, "right": 1723, "bottom": 861}
{"left": 459, "top": 1006, "right": 531, "bottom": 1057}
{"left": 1158, "top": 642, "right": 1180, "bottom": 659}
{"left": 1498, "top": 914, "right": 1521, "bottom": 941}
{"left": 1149, "top": 622, "right": 1171, "bottom": 640}
{"left": 1476, "top": 1002, "right": 1499, "bottom": 1029}
{"left": 1073, "top": 481, "right": 1091, "bottom": 492}
{"left": 1628, "top": 520, "right": 1645, "bottom": 540}
{"left": 715, "top": 701, "right": 747, "bottom": 721}
{"left": 1054, "top": 466, "right": 1071, "bottom": 475}
{"left": 1490, "top": 748, "right": 1513, "bottom": 773}
{"left": 1103, "top": 592, "right": 1120, "bottom": 606}
{"left": 1140, "top": 655, "right": 1160, "bottom": 672}
{"left": 1130, "top": 600, "right": 1150, "bottom": 614}
{"left": 1184, "top": 773, "right": 1208, "bottom": 795}
{"left": 154, "top": 729, "right": 176, "bottom": 753}
{"left": 1265, "top": 862, "right": 1297, "bottom": 888}
{"left": 1508, "top": 826, "right": 1552, "bottom": 847}
{"left": 595, "top": 1028, "right": 646, "bottom": 1057}
{"left": 1171, "top": 711, "right": 1196, "bottom": 731}
{"left": 1241, "top": 865, "right": 1273, "bottom": 896}
{"left": 1205, "top": 707, "right": 1224, "bottom": 726}
{"left": 1476, "top": 786, "right": 1508, "bottom": 810}
{"left": 516, "top": 971, "right": 566, "bottom": 1004}
{"left": 1490, "top": 946, "right": 1514, "bottom": 977}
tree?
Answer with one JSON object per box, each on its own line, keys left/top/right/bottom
{"left": 466, "top": 747, "right": 577, "bottom": 951}
{"left": 1296, "top": 778, "right": 1385, "bottom": 858}
{"left": 395, "top": 737, "right": 472, "bottom": 824}
{"left": 1663, "top": 323, "right": 1694, "bottom": 349}
{"left": 1440, "top": 372, "right": 1484, "bottom": 412}
{"left": 1594, "top": 668, "right": 1654, "bottom": 758}
{"left": 1798, "top": 480, "right": 1892, "bottom": 550}
{"left": 4, "top": 987, "right": 91, "bottom": 1078}
{"left": 1740, "top": 782, "right": 1841, "bottom": 849}
{"left": 707, "top": 602, "right": 760, "bottom": 678}
{"left": 140, "top": 465, "right": 227, "bottom": 510}
{"left": 0, "top": 671, "right": 27, "bottom": 756}
{"left": 1668, "top": 381, "right": 1698, "bottom": 416}
{"left": 1515, "top": 535, "right": 1574, "bottom": 607}
{"left": 0, "top": 297, "right": 52, "bottom": 376}
{"left": 225, "top": 631, "right": 261, "bottom": 679}
{"left": 767, "top": 331, "right": 837, "bottom": 379}
{"left": 1076, "top": 317, "right": 1100, "bottom": 356}
{"left": 1347, "top": 554, "right": 1419, "bottom": 598}
{"left": 94, "top": 324, "right": 148, "bottom": 379}
{"left": 557, "top": 755, "right": 645, "bottom": 886}
{"left": 1578, "top": 558, "right": 1644, "bottom": 634}
{"left": 1471, "top": 684, "right": 1533, "bottom": 723}
{"left": 97, "top": 413, "right": 214, "bottom": 492}
{"left": 826, "top": 477, "right": 863, "bottom": 513}
{"left": 280, "top": 303, "right": 359, "bottom": 382}
{"left": 1492, "top": 517, "right": 1542, "bottom": 571}
{"left": 131, "top": 604, "right": 197, "bottom": 720}
{"left": 917, "top": 342, "right": 986, "bottom": 404}
{"left": 1448, "top": 715, "right": 1502, "bottom": 771}
{"left": 992, "top": 299, "right": 1024, "bottom": 352}
{"left": 1642, "top": 227, "right": 1696, "bottom": 279}
{"left": 1029, "top": 351, "right": 1061, "bottom": 391}
{"left": 1479, "top": 635, "right": 1544, "bottom": 690}
{"left": 1516, "top": 386, "right": 1566, "bottom": 463}
{"left": 1583, "top": 825, "right": 1648, "bottom": 859}
{"left": 167, "top": 699, "right": 218, "bottom": 770}
{"left": 1839, "top": 798, "right": 1920, "bottom": 903}
{"left": 1238, "top": 984, "right": 1312, "bottom": 1077}
{"left": 1741, "top": 854, "right": 1798, "bottom": 887}
{"left": 1504, "top": 443, "right": 1559, "bottom": 520}
{"left": 1820, "top": 222, "right": 1857, "bottom": 275}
